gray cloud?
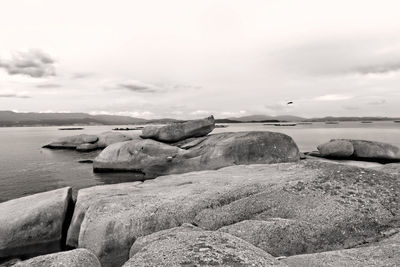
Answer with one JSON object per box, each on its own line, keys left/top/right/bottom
{"left": 367, "top": 99, "right": 387, "bottom": 105}
{"left": 117, "top": 82, "right": 158, "bottom": 93}
{"left": 0, "top": 93, "right": 30, "bottom": 98}
{"left": 36, "top": 83, "right": 62, "bottom": 88}
{"left": 355, "top": 63, "right": 400, "bottom": 74}
{"left": 0, "top": 49, "right": 56, "bottom": 78}
{"left": 71, "top": 72, "right": 94, "bottom": 79}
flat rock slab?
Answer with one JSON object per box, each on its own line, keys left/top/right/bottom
{"left": 13, "top": 249, "right": 100, "bottom": 267}
{"left": 124, "top": 226, "right": 285, "bottom": 267}
{"left": 43, "top": 132, "right": 133, "bottom": 151}
{"left": 0, "top": 187, "right": 72, "bottom": 259}
{"left": 140, "top": 116, "right": 215, "bottom": 142}
{"left": 282, "top": 243, "right": 400, "bottom": 267}
{"left": 93, "top": 131, "right": 300, "bottom": 177}
{"left": 67, "top": 160, "right": 399, "bottom": 266}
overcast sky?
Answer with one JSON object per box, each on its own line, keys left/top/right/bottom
{"left": 1, "top": 0, "right": 400, "bottom": 119}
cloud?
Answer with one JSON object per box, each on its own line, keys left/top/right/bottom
{"left": 36, "top": 83, "right": 62, "bottom": 88}
{"left": 71, "top": 72, "right": 94, "bottom": 79}
{"left": 0, "top": 91, "right": 30, "bottom": 98}
{"left": 0, "top": 49, "right": 56, "bottom": 78}
{"left": 355, "top": 63, "right": 400, "bottom": 74}
{"left": 314, "top": 94, "right": 353, "bottom": 101}
{"left": 107, "top": 80, "right": 161, "bottom": 93}
{"left": 367, "top": 99, "right": 386, "bottom": 105}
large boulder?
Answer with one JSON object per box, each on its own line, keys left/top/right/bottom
{"left": 282, "top": 243, "right": 400, "bottom": 267}
{"left": 140, "top": 116, "right": 215, "bottom": 142}
{"left": 93, "top": 131, "right": 300, "bottom": 176}
{"left": 124, "top": 226, "right": 285, "bottom": 267}
{"left": 0, "top": 187, "right": 72, "bottom": 259}
{"left": 67, "top": 160, "right": 399, "bottom": 266}
{"left": 317, "top": 140, "right": 354, "bottom": 157}
{"left": 43, "top": 134, "right": 98, "bottom": 149}
{"left": 96, "top": 131, "right": 133, "bottom": 148}
{"left": 349, "top": 139, "right": 400, "bottom": 161}
{"left": 316, "top": 139, "right": 400, "bottom": 162}
{"left": 13, "top": 249, "right": 100, "bottom": 267}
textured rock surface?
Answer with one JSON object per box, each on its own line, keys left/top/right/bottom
{"left": 282, "top": 243, "right": 400, "bottom": 267}
{"left": 0, "top": 187, "right": 72, "bottom": 258}
{"left": 124, "top": 227, "right": 285, "bottom": 267}
{"left": 219, "top": 219, "right": 327, "bottom": 256}
{"left": 317, "top": 140, "right": 354, "bottom": 157}
{"left": 95, "top": 131, "right": 133, "bottom": 148}
{"left": 93, "top": 131, "right": 300, "bottom": 177}
{"left": 129, "top": 223, "right": 202, "bottom": 257}
{"left": 13, "top": 249, "right": 100, "bottom": 267}
{"left": 76, "top": 143, "right": 99, "bottom": 152}
{"left": 349, "top": 139, "right": 400, "bottom": 161}
{"left": 141, "top": 116, "right": 215, "bottom": 142}
{"left": 373, "top": 163, "right": 400, "bottom": 175}
{"left": 67, "top": 160, "right": 399, "bottom": 266}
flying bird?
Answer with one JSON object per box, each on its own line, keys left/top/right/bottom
{"left": 287, "top": 101, "right": 293, "bottom": 105}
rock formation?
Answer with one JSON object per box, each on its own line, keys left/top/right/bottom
{"left": 316, "top": 139, "right": 400, "bottom": 162}
{"left": 93, "top": 131, "right": 300, "bottom": 176}
{"left": 140, "top": 115, "right": 215, "bottom": 142}
{"left": 0, "top": 187, "right": 72, "bottom": 259}
{"left": 43, "top": 132, "right": 133, "bottom": 152}
{"left": 66, "top": 161, "right": 399, "bottom": 266}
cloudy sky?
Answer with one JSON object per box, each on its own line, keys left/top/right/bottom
{"left": 1, "top": 0, "right": 400, "bottom": 119}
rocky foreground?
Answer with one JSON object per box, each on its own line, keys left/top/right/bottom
{"left": 0, "top": 159, "right": 399, "bottom": 266}
{"left": 2, "top": 116, "right": 398, "bottom": 266}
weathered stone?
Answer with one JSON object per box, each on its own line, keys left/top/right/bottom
{"left": 317, "top": 140, "right": 354, "bottom": 157}
{"left": 218, "top": 219, "right": 328, "bottom": 256}
{"left": 96, "top": 131, "right": 133, "bottom": 148}
{"left": 140, "top": 116, "right": 215, "bottom": 142}
{"left": 373, "top": 163, "right": 400, "bottom": 175}
{"left": 67, "top": 160, "right": 399, "bottom": 266}
{"left": 13, "top": 249, "right": 101, "bottom": 267}
{"left": 348, "top": 139, "right": 400, "bottom": 161}
{"left": 283, "top": 244, "right": 400, "bottom": 267}
{"left": 43, "top": 134, "right": 98, "bottom": 149}
{"left": 93, "top": 131, "right": 300, "bottom": 177}
{"left": 124, "top": 228, "right": 285, "bottom": 267}
{"left": 129, "top": 223, "right": 201, "bottom": 258}
{"left": 0, "top": 187, "right": 72, "bottom": 259}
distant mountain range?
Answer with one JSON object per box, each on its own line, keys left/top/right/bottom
{"left": 1, "top": 111, "right": 399, "bottom": 127}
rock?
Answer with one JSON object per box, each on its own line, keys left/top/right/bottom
{"left": 76, "top": 143, "right": 99, "bottom": 152}
{"left": 43, "top": 132, "right": 134, "bottom": 152}
{"left": 317, "top": 140, "right": 354, "bottom": 157}
{"left": 140, "top": 116, "right": 215, "bottom": 142}
{"left": 218, "top": 219, "right": 327, "bottom": 256}
{"left": 129, "top": 223, "right": 202, "bottom": 257}
{"left": 0, "top": 187, "right": 72, "bottom": 259}
{"left": 93, "top": 131, "right": 300, "bottom": 177}
{"left": 43, "top": 134, "right": 98, "bottom": 149}
{"left": 171, "top": 136, "right": 208, "bottom": 149}
{"left": 13, "top": 249, "right": 101, "bottom": 267}
{"left": 96, "top": 131, "right": 133, "bottom": 148}
{"left": 348, "top": 139, "right": 400, "bottom": 161}
{"left": 67, "top": 160, "right": 399, "bottom": 266}
{"left": 282, "top": 244, "right": 400, "bottom": 267}
{"left": 124, "top": 227, "right": 285, "bottom": 267}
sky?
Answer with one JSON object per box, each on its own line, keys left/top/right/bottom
{"left": 1, "top": 0, "right": 400, "bottom": 119}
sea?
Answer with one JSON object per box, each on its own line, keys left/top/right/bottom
{"left": 1, "top": 121, "right": 400, "bottom": 203}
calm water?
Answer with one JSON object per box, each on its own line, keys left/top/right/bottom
{"left": 1, "top": 121, "right": 400, "bottom": 202}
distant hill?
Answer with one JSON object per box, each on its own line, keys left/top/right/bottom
{"left": 306, "top": 116, "right": 400, "bottom": 122}
{"left": 0, "top": 111, "right": 147, "bottom": 127}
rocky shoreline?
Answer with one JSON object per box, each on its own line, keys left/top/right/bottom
{"left": 1, "top": 116, "right": 400, "bottom": 266}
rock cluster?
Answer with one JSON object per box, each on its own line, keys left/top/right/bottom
{"left": 43, "top": 131, "right": 133, "bottom": 152}
{"left": 317, "top": 139, "right": 400, "bottom": 162}
{"left": 93, "top": 116, "right": 300, "bottom": 176}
